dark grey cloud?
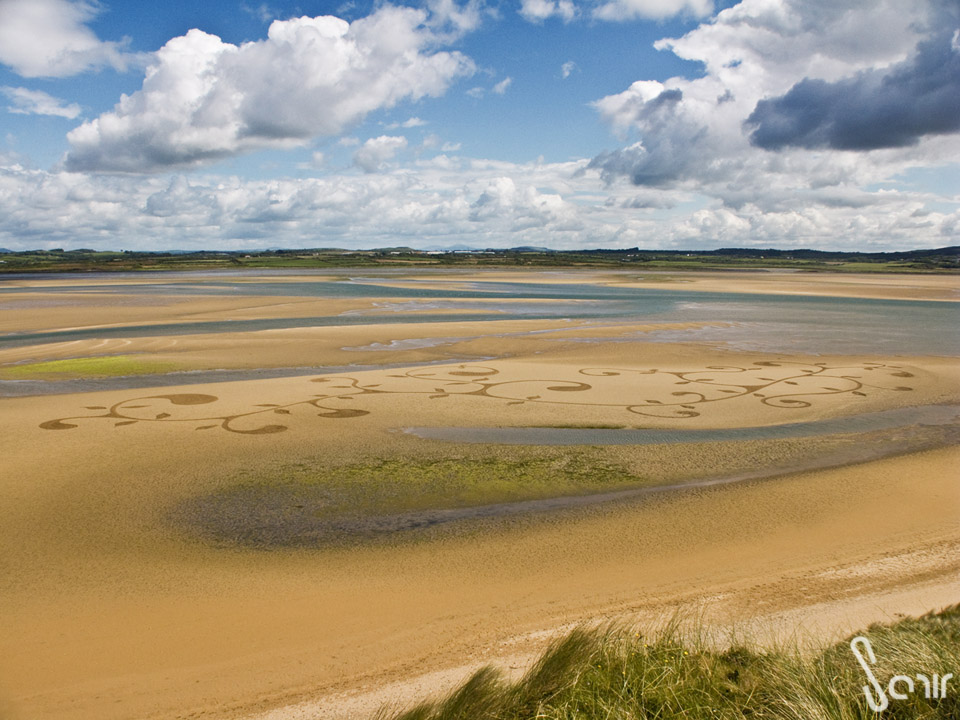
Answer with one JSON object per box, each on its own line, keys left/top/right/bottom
{"left": 588, "top": 88, "right": 704, "bottom": 187}
{"left": 746, "top": 23, "right": 960, "bottom": 151}
{"left": 589, "top": 143, "right": 688, "bottom": 187}
{"left": 616, "top": 193, "right": 678, "bottom": 209}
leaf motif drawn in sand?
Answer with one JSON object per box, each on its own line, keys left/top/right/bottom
{"left": 39, "top": 361, "right": 914, "bottom": 434}
{"left": 38, "top": 390, "right": 369, "bottom": 435}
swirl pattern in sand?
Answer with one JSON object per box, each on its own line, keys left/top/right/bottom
{"left": 39, "top": 360, "right": 915, "bottom": 434}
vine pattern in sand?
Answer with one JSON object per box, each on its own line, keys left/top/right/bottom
{"left": 39, "top": 360, "right": 915, "bottom": 435}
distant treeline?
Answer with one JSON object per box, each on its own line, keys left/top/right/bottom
{"left": 580, "top": 245, "right": 960, "bottom": 261}
{"left": 0, "top": 245, "right": 957, "bottom": 273}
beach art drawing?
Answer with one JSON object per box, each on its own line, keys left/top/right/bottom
{"left": 39, "top": 360, "right": 914, "bottom": 435}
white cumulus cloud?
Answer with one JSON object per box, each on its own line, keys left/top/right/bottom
{"left": 589, "top": 0, "right": 948, "bottom": 194}
{"left": 353, "top": 135, "right": 408, "bottom": 172}
{"left": 519, "top": 0, "right": 577, "bottom": 23}
{"left": 64, "top": 5, "right": 476, "bottom": 173}
{"left": 593, "top": 0, "right": 713, "bottom": 22}
{"left": 0, "top": 154, "right": 956, "bottom": 252}
{"left": 1, "top": 87, "right": 82, "bottom": 119}
{"left": 427, "top": 0, "right": 487, "bottom": 36}
{"left": 386, "top": 116, "right": 428, "bottom": 129}
{"left": 581, "top": 0, "right": 960, "bottom": 248}
{"left": 0, "top": 0, "right": 137, "bottom": 78}
{"left": 1, "top": 0, "right": 957, "bottom": 254}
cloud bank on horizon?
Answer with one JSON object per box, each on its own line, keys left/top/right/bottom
{"left": 0, "top": 0, "right": 957, "bottom": 251}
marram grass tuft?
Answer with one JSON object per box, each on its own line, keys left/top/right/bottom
{"left": 377, "top": 605, "right": 960, "bottom": 720}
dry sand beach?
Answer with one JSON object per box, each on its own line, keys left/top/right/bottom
{"left": 0, "top": 269, "right": 958, "bottom": 720}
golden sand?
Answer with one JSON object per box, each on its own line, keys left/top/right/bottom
{"left": 0, "top": 269, "right": 957, "bottom": 720}
{"left": 367, "top": 268, "right": 960, "bottom": 302}
{"left": 0, "top": 293, "right": 377, "bottom": 334}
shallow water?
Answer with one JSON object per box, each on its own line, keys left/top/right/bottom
{"left": 404, "top": 404, "right": 960, "bottom": 445}
{"left": 0, "top": 311, "right": 563, "bottom": 349}
{"left": 1, "top": 270, "right": 957, "bottom": 355}
{"left": 0, "top": 357, "right": 492, "bottom": 397}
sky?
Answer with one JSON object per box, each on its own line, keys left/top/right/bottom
{"left": 0, "top": 0, "right": 958, "bottom": 252}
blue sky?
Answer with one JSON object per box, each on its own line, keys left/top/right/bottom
{"left": 0, "top": 0, "right": 957, "bottom": 251}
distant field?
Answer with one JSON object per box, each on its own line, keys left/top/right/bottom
{"left": 1, "top": 245, "right": 957, "bottom": 273}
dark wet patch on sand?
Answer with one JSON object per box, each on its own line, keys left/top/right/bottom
{"left": 171, "top": 421, "right": 960, "bottom": 549}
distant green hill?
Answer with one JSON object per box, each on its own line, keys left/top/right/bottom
{"left": 0, "top": 245, "right": 957, "bottom": 273}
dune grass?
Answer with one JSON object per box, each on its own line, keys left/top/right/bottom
{"left": 0, "top": 355, "right": 178, "bottom": 379}
{"left": 378, "top": 606, "right": 960, "bottom": 720}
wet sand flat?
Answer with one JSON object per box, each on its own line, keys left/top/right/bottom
{"left": 369, "top": 268, "right": 960, "bottom": 302}
{"left": 0, "top": 268, "right": 958, "bottom": 720}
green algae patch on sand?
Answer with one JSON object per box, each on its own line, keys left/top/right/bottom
{"left": 175, "top": 451, "right": 651, "bottom": 547}
{"left": 0, "top": 355, "right": 180, "bottom": 379}
{"left": 260, "top": 453, "right": 639, "bottom": 518}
